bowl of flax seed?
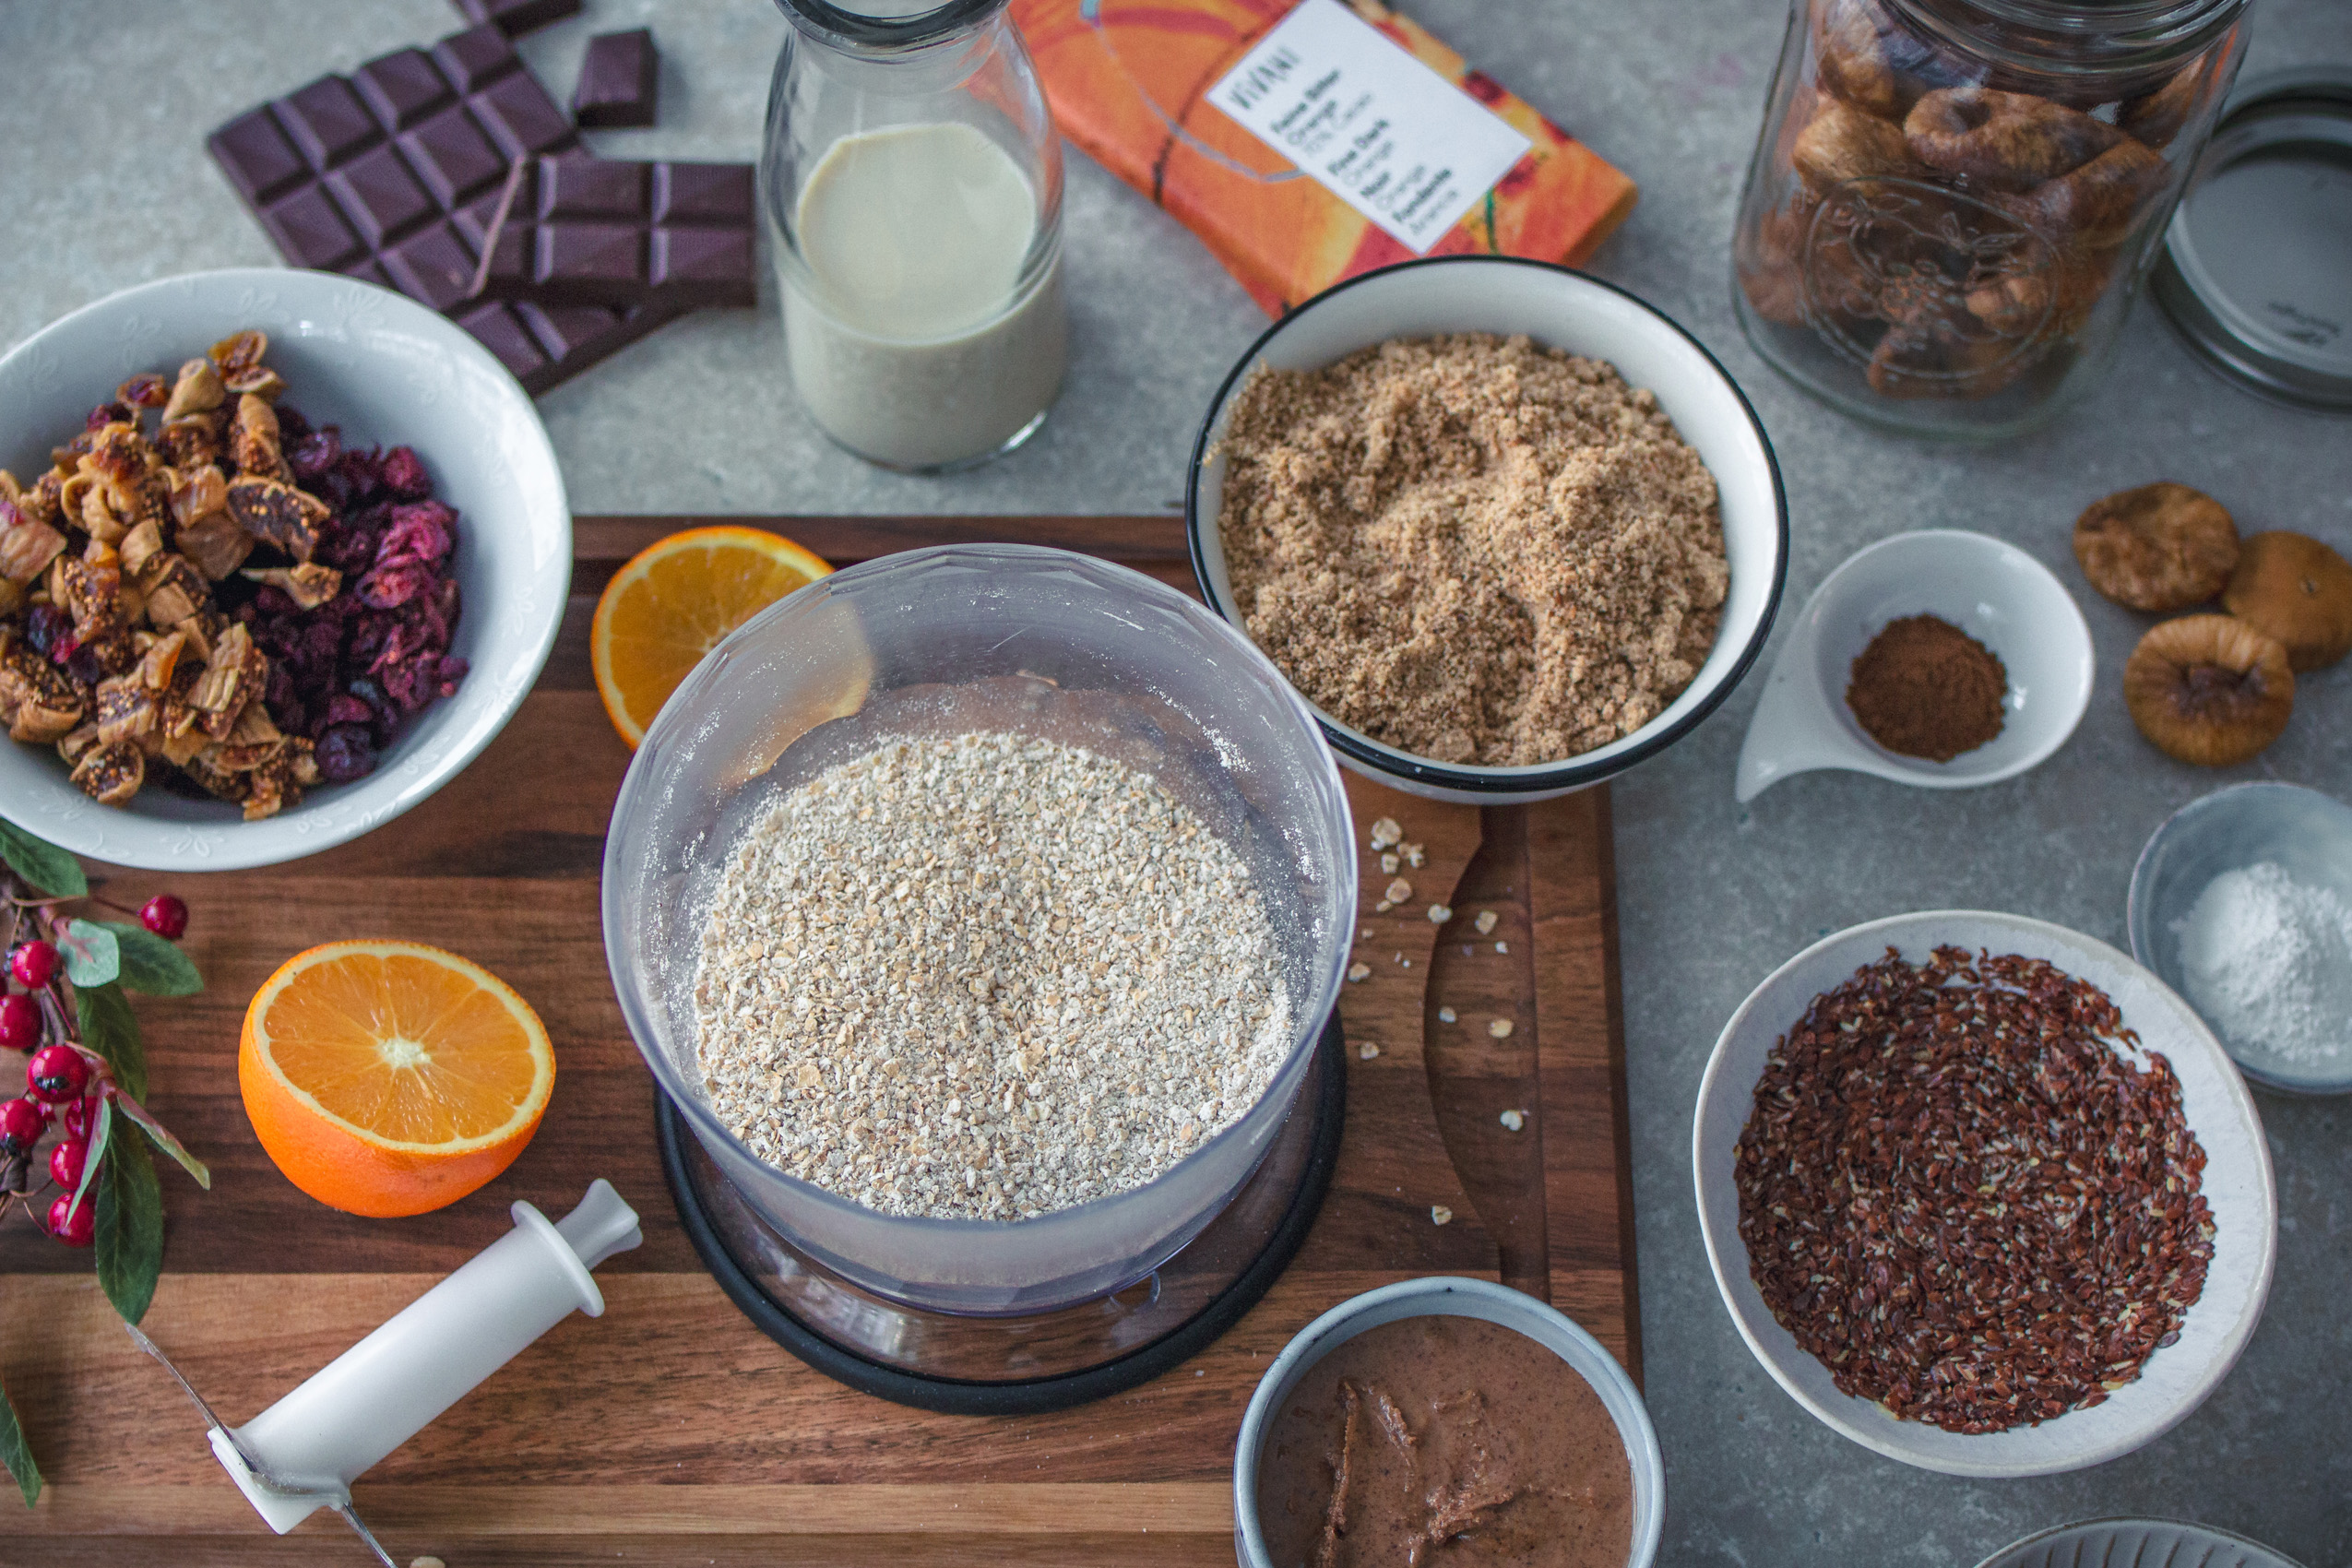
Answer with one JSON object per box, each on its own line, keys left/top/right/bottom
{"left": 1693, "top": 909, "right": 2278, "bottom": 1477}
{"left": 1187, "top": 257, "right": 1788, "bottom": 804}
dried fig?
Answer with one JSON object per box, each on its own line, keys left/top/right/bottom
{"left": 1812, "top": 0, "right": 1923, "bottom": 120}
{"left": 2002, "top": 138, "right": 2166, "bottom": 250}
{"left": 1794, "top": 99, "right": 1919, "bottom": 189}
{"left": 2123, "top": 615, "right": 2292, "bottom": 766}
{"left": 2073, "top": 482, "right": 2238, "bottom": 612}
{"left": 1738, "top": 202, "right": 1814, "bottom": 327}
{"left": 1904, "top": 88, "right": 2123, "bottom": 192}
{"left": 2222, "top": 531, "right": 2352, "bottom": 671}
{"left": 2120, "top": 60, "right": 2204, "bottom": 150}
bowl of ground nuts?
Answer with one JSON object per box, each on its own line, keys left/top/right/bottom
{"left": 0, "top": 268, "right": 568, "bottom": 870}
{"left": 1693, "top": 909, "right": 2277, "bottom": 1477}
{"left": 1188, "top": 256, "right": 1788, "bottom": 805}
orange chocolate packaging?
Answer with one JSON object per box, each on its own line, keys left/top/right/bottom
{"left": 1009, "top": 0, "right": 1638, "bottom": 314}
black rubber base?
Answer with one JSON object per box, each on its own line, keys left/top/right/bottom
{"left": 657, "top": 1013, "right": 1347, "bottom": 1415}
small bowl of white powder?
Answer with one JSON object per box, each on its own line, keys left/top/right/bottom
{"left": 2129, "top": 781, "right": 2352, "bottom": 1094}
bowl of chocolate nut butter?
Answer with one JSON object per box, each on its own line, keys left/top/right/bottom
{"left": 1237, "top": 1276, "right": 1663, "bottom": 1568}
{"left": 1188, "top": 256, "right": 1788, "bottom": 804}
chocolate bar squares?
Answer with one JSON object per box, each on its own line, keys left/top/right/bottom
{"left": 574, "top": 29, "right": 659, "bottom": 128}
{"left": 208, "top": 25, "right": 747, "bottom": 395}
{"left": 471, "top": 155, "right": 755, "bottom": 310}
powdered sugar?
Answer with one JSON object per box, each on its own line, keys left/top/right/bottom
{"left": 2172, "top": 861, "right": 2352, "bottom": 1069}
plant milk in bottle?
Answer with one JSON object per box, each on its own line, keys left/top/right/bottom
{"left": 781, "top": 121, "right": 1066, "bottom": 470}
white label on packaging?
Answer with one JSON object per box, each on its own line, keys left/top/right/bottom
{"left": 1206, "top": 0, "right": 1534, "bottom": 254}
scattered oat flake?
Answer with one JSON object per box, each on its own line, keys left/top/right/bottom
{"left": 1374, "top": 900, "right": 1394, "bottom": 913}
{"left": 1428, "top": 904, "right": 1452, "bottom": 923}
{"left": 1499, "top": 1109, "right": 1525, "bottom": 1132}
{"left": 1348, "top": 962, "right": 1371, "bottom": 982}
{"left": 1384, "top": 878, "right": 1413, "bottom": 904}
{"left": 1380, "top": 851, "right": 1400, "bottom": 874}
{"left": 1358, "top": 1041, "right": 1381, "bottom": 1060}
{"left": 1430, "top": 1206, "right": 1454, "bottom": 1226}
{"left": 410, "top": 1559, "right": 446, "bottom": 1568}
{"left": 1370, "top": 817, "right": 1402, "bottom": 849}
{"left": 1438, "top": 1006, "right": 1456, "bottom": 1024}
{"left": 1495, "top": 942, "right": 1508, "bottom": 955}
{"left": 1474, "top": 909, "right": 1499, "bottom": 935}
{"left": 1488, "top": 1018, "right": 1515, "bottom": 1039}
{"left": 1403, "top": 843, "right": 1425, "bottom": 868}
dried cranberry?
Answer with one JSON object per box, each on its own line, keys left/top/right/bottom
{"left": 378, "top": 445, "right": 431, "bottom": 500}
{"left": 253, "top": 586, "right": 296, "bottom": 618}
{"left": 324, "top": 694, "right": 374, "bottom": 727}
{"left": 339, "top": 446, "right": 385, "bottom": 498}
{"left": 24, "top": 604, "right": 70, "bottom": 659}
{"left": 65, "top": 646, "right": 106, "bottom": 686}
{"left": 315, "top": 726, "right": 378, "bottom": 783}
{"left": 361, "top": 563, "right": 436, "bottom": 610}
{"left": 289, "top": 426, "right": 341, "bottom": 481}
{"left": 275, "top": 402, "right": 313, "bottom": 441}
{"left": 85, "top": 401, "right": 132, "bottom": 431}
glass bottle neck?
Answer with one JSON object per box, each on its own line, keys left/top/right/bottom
{"left": 774, "top": 0, "right": 1009, "bottom": 55}
{"left": 1883, "top": 0, "right": 2249, "bottom": 80}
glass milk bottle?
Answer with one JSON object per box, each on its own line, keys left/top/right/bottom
{"left": 765, "top": 0, "right": 1068, "bottom": 471}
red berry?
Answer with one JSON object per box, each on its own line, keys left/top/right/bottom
{"left": 48, "top": 1137, "right": 86, "bottom": 1193}
{"left": 26, "top": 1044, "right": 86, "bottom": 1104}
{"left": 0, "top": 1096, "right": 49, "bottom": 1156}
{"left": 9, "top": 941, "right": 57, "bottom": 989}
{"left": 139, "top": 894, "right": 189, "bottom": 941}
{"left": 62, "top": 1095, "right": 96, "bottom": 1140}
{"left": 0, "top": 993, "right": 39, "bottom": 1051}
{"left": 45, "top": 1192, "right": 93, "bottom": 1247}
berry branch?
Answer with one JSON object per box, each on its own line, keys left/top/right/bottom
{"left": 0, "top": 816, "right": 208, "bottom": 1506}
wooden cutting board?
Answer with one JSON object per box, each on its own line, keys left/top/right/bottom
{"left": 0, "top": 515, "right": 1639, "bottom": 1565}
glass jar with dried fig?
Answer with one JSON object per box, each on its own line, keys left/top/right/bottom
{"left": 1732, "top": 0, "right": 2249, "bottom": 438}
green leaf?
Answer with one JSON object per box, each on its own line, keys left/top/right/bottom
{"left": 0, "top": 817, "right": 85, "bottom": 898}
{"left": 56, "top": 920, "right": 119, "bottom": 989}
{"left": 94, "top": 922, "right": 201, "bottom": 997}
{"left": 75, "top": 982, "right": 145, "bottom": 1101}
{"left": 66, "top": 1094, "right": 111, "bottom": 1224}
{"left": 112, "top": 1092, "right": 209, "bottom": 1190}
{"left": 0, "top": 1377, "right": 41, "bottom": 1506}
{"left": 95, "top": 1132, "right": 162, "bottom": 1325}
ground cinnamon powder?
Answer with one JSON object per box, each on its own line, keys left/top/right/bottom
{"left": 1215, "top": 334, "right": 1728, "bottom": 766}
{"left": 1846, "top": 615, "right": 2008, "bottom": 762}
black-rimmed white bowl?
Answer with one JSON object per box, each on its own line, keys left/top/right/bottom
{"left": 0, "top": 269, "right": 568, "bottom": 870}
{"left": 1186, "top": 257, "right": 1788, "bottom": 804}
{"left": 1693, "top": 910, "right": 2277, "bottom": 1477}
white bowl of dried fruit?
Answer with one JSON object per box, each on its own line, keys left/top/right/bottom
{"left": 1188, "top": 256, "right": 1788, "bottom": 804}
{"left": 1693, "top": 909, "right": 2277, "bottom": 1477}
{"left": 0, "top": 268, "right": 568, "bottom": 871}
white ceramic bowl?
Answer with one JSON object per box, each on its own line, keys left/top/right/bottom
{"left": 2128, "top": 781, "right": 2352, "bottom": 1095}
{"left": 1233, "top": 1276, "right": 1664, "bottom": 1567}
{"left": 1187, "top": 257, "right": 1788, "bottom": 805}
{"left": 1734, "top": 530, "right": 2094, "bottom": 802}
{"left": 1693, "top": 910, "right": 2276, "bottom": 1477}
{"left": 0, "top": 268, "right": 569, "bottom": 870}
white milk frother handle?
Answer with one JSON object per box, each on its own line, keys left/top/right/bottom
{"left": 214, "top": 1180, "right": 642, "bottom": 1534}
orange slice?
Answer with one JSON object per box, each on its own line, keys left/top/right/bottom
{"left": 591, "top": 525, "right": 833, "bottom": 748}
{"left": 239, "top": 941, "right": 555, "bottom": 1218}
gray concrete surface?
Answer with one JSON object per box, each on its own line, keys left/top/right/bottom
{"left": 4, "top": 0, "right": 2348, "bottom": 1561}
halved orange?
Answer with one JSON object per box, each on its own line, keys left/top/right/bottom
{"left": 239, "top": 941, "right": 555, "bottom": 1218}
{"left": 591, "top": 525, "right": 833, "bottom": 748}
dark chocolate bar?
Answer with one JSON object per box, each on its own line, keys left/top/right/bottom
{"left": 574, "top": 29, "right": 659, "bottom": 128}
{"left": 470, "top": 155, "right": 757, "bottom": 310}
{"left": 451, "top": 0, "right": 582, "bottom": 40}
{"left": 208, "top": 26, "right": 680, "bottom": 394}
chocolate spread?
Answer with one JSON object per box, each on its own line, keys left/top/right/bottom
{"left": 1255, "top": 1313, "right": 1633, "bottom": 1568}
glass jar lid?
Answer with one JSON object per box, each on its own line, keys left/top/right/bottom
{"left": 2153, "top": 68, "right": 2352, "bottom": 411}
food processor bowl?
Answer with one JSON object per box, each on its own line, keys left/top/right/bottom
{"left": 603, "top": 544, "right": 1356, "bottom": 1317}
